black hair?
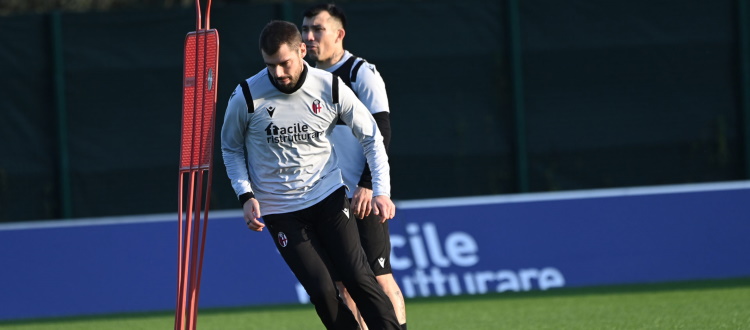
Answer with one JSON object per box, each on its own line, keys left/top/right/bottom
{"left": 259, "top": 20, "right": 302, "bottom": 55}
{"left": 302, "top": 3, "right": 347, "bottom": 29}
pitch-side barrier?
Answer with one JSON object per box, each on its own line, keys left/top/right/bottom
{"left": 1, "top": 181, "right": 749, "bottom": 321}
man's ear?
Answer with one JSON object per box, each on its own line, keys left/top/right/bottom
{"left": 336, "top": 28, "right": 346, "bottom": 43}
{"left": 299, "top": 42, "right": 307, "bottom": 57}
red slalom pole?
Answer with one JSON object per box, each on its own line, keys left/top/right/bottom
{"left": 175, "top": 0, "right": 219, "bottom": 328}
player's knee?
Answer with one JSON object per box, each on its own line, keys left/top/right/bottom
{"left": 376, "top": 274, "right": 401, "bottom": 294}
{"left": 306, "top": 279, "right": 339, "bottom": 304}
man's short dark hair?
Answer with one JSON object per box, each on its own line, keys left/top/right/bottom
{"left": 259, "top": 20, "right": 302, "bottom": 55}
{"left": 302, "top": 3, "right": 347, "bottom": 29}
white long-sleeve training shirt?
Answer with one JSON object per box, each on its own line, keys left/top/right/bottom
{"left": 221, "top": 63, "right": 391, "bottom": 215}
{"left": 325, "top": 51, "right": 390, "bottom": 199}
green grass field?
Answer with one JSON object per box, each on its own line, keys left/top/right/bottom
{"left": 2, "top": 278, "right": 749, "bottom": 330}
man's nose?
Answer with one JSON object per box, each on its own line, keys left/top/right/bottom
{"left": 272, "top": 65, "right": 285, "bottom": 78}
{"left": 302, "top": 30, "right": 314, "bottom": 41}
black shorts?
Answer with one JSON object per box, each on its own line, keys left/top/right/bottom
{"left": 355, "top": 210, "right": 393, "bottom": 277}
{"left": 329, "top": 202, "right": 393, "bottom": 281}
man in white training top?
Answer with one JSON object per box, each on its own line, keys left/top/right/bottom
{"left": 221, "top": 20, "right": 399, "bottom": 330}
{"left": 302, "top": 4, "right": 406, "bottom": 330}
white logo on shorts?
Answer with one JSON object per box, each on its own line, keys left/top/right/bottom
{"left": 343, "top": 208, "right": 350, "bottom": 218}
{"left": 278, "top": 232, "right": 288, "bottom": 247}
{"left": 378, "top": 257, "right": 386, "bottom": 268}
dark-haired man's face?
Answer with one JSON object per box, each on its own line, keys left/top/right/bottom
{"left": 301, "top": 11, "right": 343, "bottom": 67}
{"left": 262, "top": 43, "right": 307, "bottom": 93}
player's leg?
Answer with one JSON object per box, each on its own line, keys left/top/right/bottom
{"left": 376, "top": 274, "right": 406, "bottom": 327}
{"left": 329, "top": 231, "right": 367, "bottom": 329}
{"left": 358, "top": 211, "right": 407, "bottom": 328}
{"left": 336, "top": 281, "right": 368, "bottom": 330}
{"left": 263, "top": 211, "right": 359, "bottom": 330}
{"left": 315, "top": 187, "right": 400, "bottom": 330}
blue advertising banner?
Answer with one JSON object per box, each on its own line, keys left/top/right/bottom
{"left": 389, "top": 185, "right": 750, "bottom": 297}
{"left": 1, "top": 181, "right": 749, "bottom": 320}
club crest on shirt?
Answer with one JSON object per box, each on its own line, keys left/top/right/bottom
{"left": 278, "top": 232, "right": 288, "bottom": 247}
{"left": 311, "top": 99, "right": 322, "bottom": 114}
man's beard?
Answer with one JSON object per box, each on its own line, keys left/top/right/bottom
{"left": 306, "top": 52, "right": 320, "bottom": 62}
{"left": 275, "top": 77, "right": 297, "bottom": 93}
{"left": 305, "top": 44, "right": 319, "bottom": 61}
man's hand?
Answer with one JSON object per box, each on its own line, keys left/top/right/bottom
{"left": 243, "top": 198, "right": 265, "bottom": 231}
{"left": 371, "top": 195, "right": 396, "bottom": 223}
{"left": 351, "top": 186, "right": 373, "bottom": 219}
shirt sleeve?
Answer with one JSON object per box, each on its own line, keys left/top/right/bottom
{"left": 351, "top": 61, "right": 392, "bottom": 189}
{"left": 336, "top": 76, "right": 391, "bottom": 197}
{"left": 351, "top": 62, "right": 390, "bottom": 115}
{"left": 221, "top": 84, "right": 254, "bottom": 200}
{"left": 357, "top": 111, "right": 391, "bottom": 189}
